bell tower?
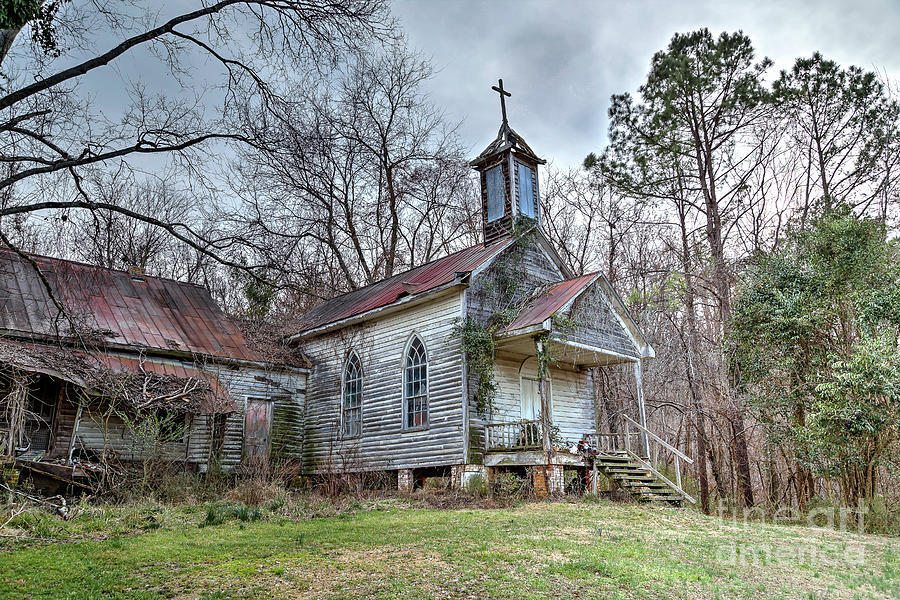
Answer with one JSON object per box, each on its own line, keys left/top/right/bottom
{"left": 470, "top": 79, "right": 546, "bottom": 245}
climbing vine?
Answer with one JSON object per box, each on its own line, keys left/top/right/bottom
{"left": 534, "top": 314, "right": 579, "bottom": 378}
{"left": 1, "top": 0, "right": 68, "bottom": 56}
{"left": 454, "top": 221, "right": 538, "bottom": 417}
{"left": 455, "top": 220, "right": 582, "bottom": 420}
{"left": 454, "top": 318, "right": 499, "bottom": 416}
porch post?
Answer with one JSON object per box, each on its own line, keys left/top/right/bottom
{"left": 535, "top": 338, "right": 552, "bottom": 452}
{"left": 67, "top": 394, "right": 85, "bottom": 464}
{"left": 634, "top": 359, "right": 650, "bottom": 459}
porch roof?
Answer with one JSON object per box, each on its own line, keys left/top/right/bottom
{"left": 0, "top": 338, "right": 235, "bottom": 414}
{"left": 498, "top": 272, "right": 601, "bottom": 335}
{"left": 495, "top": 336, "right": 638, "bottom": 367}
{"left": 495, "top": 270, "right": 653, "bottom": 366}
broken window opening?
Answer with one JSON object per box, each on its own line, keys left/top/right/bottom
{"left": 485, "top": 164, "right": 505, "bottom": 222}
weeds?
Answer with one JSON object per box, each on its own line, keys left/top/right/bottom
{"left": 199, "top": 502, "right": 262, "bottom": 528}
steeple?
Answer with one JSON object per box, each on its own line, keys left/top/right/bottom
{"left": 470, "top": 79, "right": 546, "bottom": 245}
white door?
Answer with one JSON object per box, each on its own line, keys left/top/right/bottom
{"left": 520, "top": 377, "right": 540, "bottom": 420}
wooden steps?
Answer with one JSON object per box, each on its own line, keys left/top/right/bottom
{"left": 594, "top": 454, "right": 686, "bottom": 506}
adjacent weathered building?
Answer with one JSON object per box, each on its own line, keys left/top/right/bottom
{"left": 0, "top": 250, "right": 307, "bottom": 487}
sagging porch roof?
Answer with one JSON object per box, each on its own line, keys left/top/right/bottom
{"left": 499, "top": 272, "right": 601, "bottom": 335}
{"left": 0, "top": 338, "right": 236, "bottom": 414}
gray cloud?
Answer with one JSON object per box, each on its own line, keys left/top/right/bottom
{"left": 393, "top": 0, "right": 900, "bottom": 167}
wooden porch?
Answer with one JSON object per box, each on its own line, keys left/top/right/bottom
{"left": 483, "top": 415, "right": 696, "bottom": 504}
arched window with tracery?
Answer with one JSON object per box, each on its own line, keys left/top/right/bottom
{"left": 403, "top": 336, "right": 428, "bottom": 428}
{"left": 342, "top": 351, "right": 362, "bottom": 437}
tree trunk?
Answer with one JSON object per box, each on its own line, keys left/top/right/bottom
{"left": 694, "top": 138, "right": 754, "bottom": 508}
{"left": 676, "top": 177, "right": 711, "bottom": 513}
{"left": 0, "top": 27, "right": 21, "bottom": 66}
{"left": 384, "top": 164, "right": 399, "bottom": 278}
{"left": 730, "top": 411, "right": 755, "bottom": 507}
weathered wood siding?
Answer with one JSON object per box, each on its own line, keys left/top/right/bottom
{"left": 465, "top": 237, "right": 565, "bottom": 460}
{"left": 190, "top": 363, "right": 307, "bottom": 469}
{"left": 301, "top": 289, "right": 466, "bottom": 473}
{"left": 47, "top": 353, "right": 307, "bottom": 471}
{"left": 490, "top": 352, "right": 594, "bottom": 445}
{"left": 466, "top": 236, "right": 564, "bottom": 325}
{"left": 558, "top": 284, "right": 639, "bottom": 359}
{"left": 79, "top": 408, "right": 189, "bottom": 462}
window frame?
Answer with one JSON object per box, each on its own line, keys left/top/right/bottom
{"left": 485, "top": 164, "right": 506, "bottom": 223}
{"left": 341, "top": 350, "right": 363, "bottom": 439}
{"left": 516, "top": 161, "right": 536, "bottom": 219}
{"left": 401, "top": 334, "right": 429, "bottom": 430}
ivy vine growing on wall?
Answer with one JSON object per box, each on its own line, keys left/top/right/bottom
{"left": 454, "top": 222, "right": 537, "bottom": 417}
{"left": 454, "top": 318, "right": 499, "bottom": 417}
{"left": 454, "top": 221, "right": 585, "bottom": 418}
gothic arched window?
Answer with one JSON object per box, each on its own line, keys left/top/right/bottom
{"left": 342, "top": 351, "right": 362, "bottom": 437}
{"left": 403, "top": 336, "right": 428, "bottom": 428}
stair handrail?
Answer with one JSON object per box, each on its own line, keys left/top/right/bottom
{"left": 625, "top": 449, "right": 697, "bottom": 505}
{"left": 622, "top": 414, "right": 695, "bottom": 504}
{"left": 622, "top": 414, "right": 692, "bottom": 464}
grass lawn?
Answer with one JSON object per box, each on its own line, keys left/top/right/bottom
{"left": 1, "top": 498, "right": 898, "bottom": 599}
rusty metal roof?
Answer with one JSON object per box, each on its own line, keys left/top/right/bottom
{"left": 500, "top": 272, "right": 600, "bottom": 334}
{"left": 293, "top": 238, "right": 513, "bottom": 335}
{"left": 0, "top": 248, "right": 261, "bottom": 362}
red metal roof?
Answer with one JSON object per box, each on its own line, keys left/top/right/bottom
{"left": 500, "top": 272, "right": 600, "bottom": 334}
{"left": 0, "top": 248, "right": 261, "bottom": 362}
{"left": 293, "top": 238, "right": 512, "bottom": 334}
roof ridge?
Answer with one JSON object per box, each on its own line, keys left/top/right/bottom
{"left": 292, "top": 236, "right": 515, "bottom": 335}
{"left": 0, "top": 247, "right": 206, "bottom": 289}
{"left": 300, "top": 237, "right": 510, "bottom": 310}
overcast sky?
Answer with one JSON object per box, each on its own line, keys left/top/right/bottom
{"left": 391, "top": 0, "right": 900, "bottom": 168}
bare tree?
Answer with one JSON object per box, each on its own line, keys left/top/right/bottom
{"left": 0, "top": 0, "right": 392, "bottom": 282}
{"left": 233, "top": 42, "right": 476, "bottom": 302}
{"left": 774, "top": 53, "right": 900, "bottom": 215}
{"left": 541, "top": 163, "right": 643, "bottom": 282}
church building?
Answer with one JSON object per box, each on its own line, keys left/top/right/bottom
{"left": 291, "top": 81, "right": 683, "bottom": 499}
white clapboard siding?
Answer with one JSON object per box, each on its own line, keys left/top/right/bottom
{"left": 490, "top": 352, "right": 594, "bottom": 445}
{"left": 302, "top": 290, "right": 466, "bottom": 473}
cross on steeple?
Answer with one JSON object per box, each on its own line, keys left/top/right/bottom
{"left": 492, "top": 79, "right": 511, "bottom": 126}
